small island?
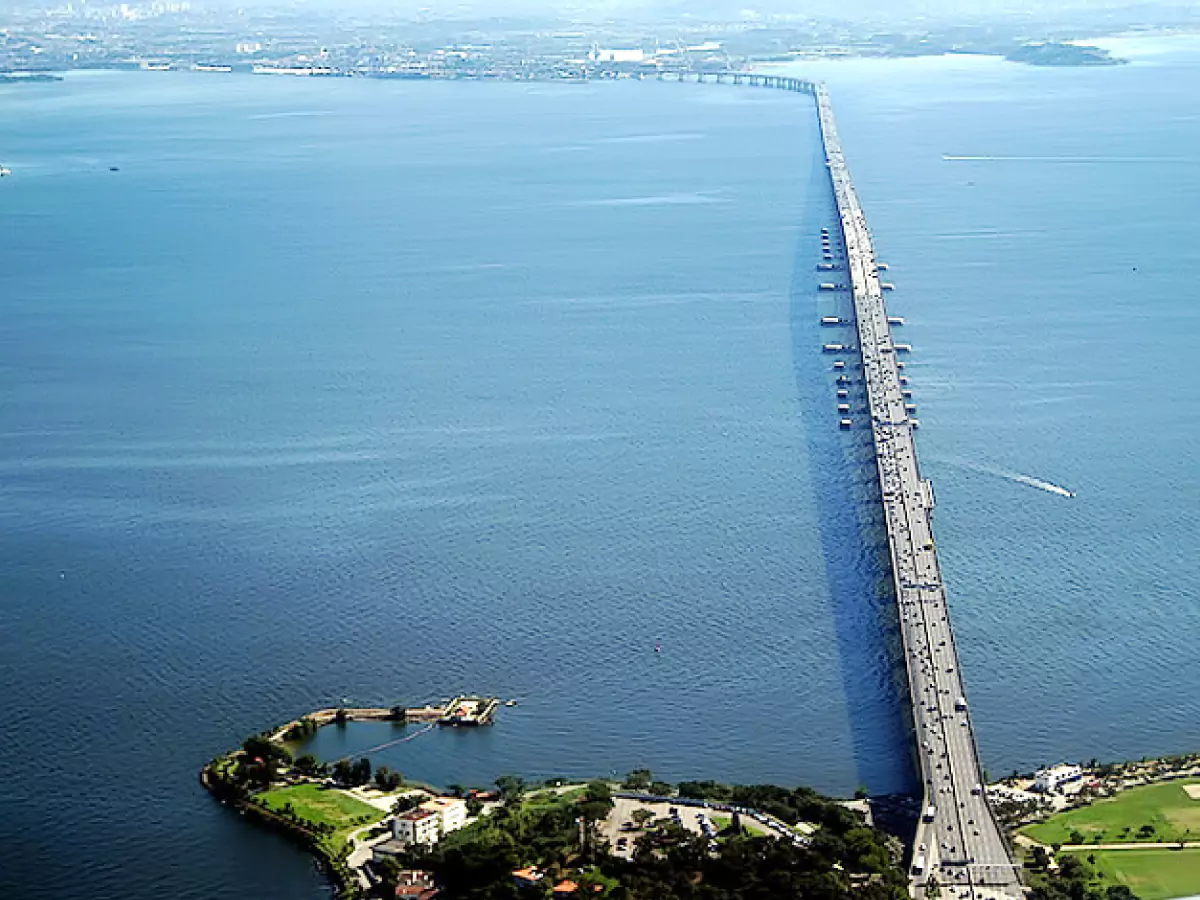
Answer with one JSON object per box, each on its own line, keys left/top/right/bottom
{"left": 203, "top": 703, "right": 910, "bottom": 899}
{"left": 1004, "top": 42, "right": 1127, "bottom": 67}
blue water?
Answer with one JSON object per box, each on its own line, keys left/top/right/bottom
{"left": 1, "top": 41, "right": 1199, "bottom": 899}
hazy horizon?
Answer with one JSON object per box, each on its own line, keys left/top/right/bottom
{"left": 0, "top": 0, "right": 1192, "bottom": 23}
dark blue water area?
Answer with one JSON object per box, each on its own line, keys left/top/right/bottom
{"left": 0, "top": 73, "right": 906, "bottom": 899}
{"left": 3, "top": 40, "right": 1200, "bottom": 898}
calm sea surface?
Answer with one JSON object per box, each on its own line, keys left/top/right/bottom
{"left": 2, "top": 40, "right": 1199, "bottom": 899}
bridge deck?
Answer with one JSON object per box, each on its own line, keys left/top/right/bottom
{"left": 813, "top": 86, "right": 1022, "bottom": 898}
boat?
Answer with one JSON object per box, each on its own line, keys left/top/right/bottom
{"left": 0, "top": 166, "right": 11, "bottom": 177}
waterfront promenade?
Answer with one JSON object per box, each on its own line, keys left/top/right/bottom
{"left": 813, "top": 86, "right": 1022, "bottom": 897}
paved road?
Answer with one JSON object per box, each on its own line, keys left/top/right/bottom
{"left": 815, "top": 85, "right": 1022, "bottom": 900}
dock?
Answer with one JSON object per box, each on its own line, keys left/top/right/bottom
{"left": 271, "top": 696, "right": 502, "bottom": 741}
{"left": 815, "top": 85, "right": 1022, "bottom": 898}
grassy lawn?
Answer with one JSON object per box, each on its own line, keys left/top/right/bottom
{"left": 711, "top": 814, "right": 767, "bottom": 836}
{"left": 528, "top": 788, "right": 578, "bottom": 803}
{"left": 1067, "top": 848, "right": 1200, "bottom": 900}
{"left": 1024, "top": 779, "right": 1200, "bottom": 845}
{"left": 258, "top": 783, "right": 385, "bottom": 851}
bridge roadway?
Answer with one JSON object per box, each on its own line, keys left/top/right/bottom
{"left": 813, "top": 86, "right": 1022, "bottom": 898}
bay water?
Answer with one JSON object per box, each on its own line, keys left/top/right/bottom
{"left": 1, "top": 40, "right": 1198, "bottom": 899}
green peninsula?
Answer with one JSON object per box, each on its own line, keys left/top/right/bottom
{"left": 203, "top": 711, "right": 910, "bottom": 898}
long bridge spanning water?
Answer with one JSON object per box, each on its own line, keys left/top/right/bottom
{"left": 652, "top": 68, "right": 1022, "bottom": 896}
{"left": 810, "top": 86, "right": 1023, "bottom": 897}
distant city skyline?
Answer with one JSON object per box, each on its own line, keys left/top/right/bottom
{"left": 1, "top": 0, "right": 1195, "bottom": 24}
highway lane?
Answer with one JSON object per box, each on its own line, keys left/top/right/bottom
{"left": 815, "top": 86, "right": 1022, "bottom": 899}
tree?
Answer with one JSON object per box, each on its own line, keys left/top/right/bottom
{"left": 332, "top": 758, "right": 354, "bottom": 785}
{"left": 853, "top": 785, "right": 869, "bottom": 800}
{"left": 294, "top": 754, "right": 325, "bottom": 776}
{"left": 577, "top": 781, "right": 614, "bottom": 858}
{"left": 729, "top": 811, "right": 744, "bottom": 835}
{"left": 411, "top": 777, "right": 912, "bottom": 899}
{"left": 580, "top": 780, "right": 613, "bottom": 814}
{"left": 375, "top": 766, "right": 403, "bottom": 791}
{"left": 392, "top": 794, "right": 422, "bottom": 815}
{"left": 466, "top": 797, "right": 484, "bottom": 817}
{"left": 242, "top": 735, "right": 291, "bottom": 765}
{"left": 1057, "top": 854, "right": 1090, "bottom": 880}
{"left": 495, "top": 775, "right": 526, "bottom": 805}
{"left": 283, "top": 718, "right": 319, "bottom": 742}
{"left": 648, "top": 781, "right": 674, "bottom": 798}
{"left": 677, "top": 780, "right": 731, "bottom": 801}
{"left": 631, "top": 808, "right": 654, "bottom": 829}
{"left": 623, "top": 769, "right": 653, "bottom": 790}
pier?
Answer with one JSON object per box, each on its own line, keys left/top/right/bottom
{"left": 814, "top": 86, "right": 1022, "bottom": 897}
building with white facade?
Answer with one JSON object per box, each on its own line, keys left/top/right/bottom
{"left": 389, "top": 797, "right": 468, "bottom": 846}
{"left": 1034, "top": 764, "right": 1084, "bottom": 793}
{"left": 392, "top": 808, "right": 440, "bottom": 845}
{"left": 420, "top": 797, "right": 468, "bottom": 836}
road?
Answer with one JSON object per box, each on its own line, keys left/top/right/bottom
{"left": 815, "top": 85, "right": 1022, "bottom": 900}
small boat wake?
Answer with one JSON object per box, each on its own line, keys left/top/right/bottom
{"left": 1004, "top": 472, "right": 1075, "bottom": 498}
{"left": 937, "top": 457, "right": 1075, "bottom": 498}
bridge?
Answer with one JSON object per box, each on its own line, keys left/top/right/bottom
{"left": 810, "top": 84, "right": 1023, "bottom": 897}
{"left": 651, "top": 70, "right": 817, "bottom": 93}
{"left": 610, "top": 66, "right": 1023, "bottom": 895}
{"left": 652, "top": 68, "right": 1024, "bottom": 894}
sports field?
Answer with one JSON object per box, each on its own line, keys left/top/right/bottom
{"left": 1024, "top": 779, "right": 1200, "bottom": 845}
{"left": 1068, "top": 848, "right": 1200, "bottom": 900}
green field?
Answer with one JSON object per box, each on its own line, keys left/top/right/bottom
{"left": 1024, "top": 779, "right": 1200, "bottom": 845}
{"left": 1067, "top": 848, "right": 1200, "bottom": 900}
{"left": 258, "top": 783, "right": 384, "bottom": 849}
{"left": 711, "top": 814, "right": 767, "bottom": 837}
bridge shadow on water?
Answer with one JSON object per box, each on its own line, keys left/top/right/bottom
{"left": 787, "top": 140, "right": 918, "bottom": 801}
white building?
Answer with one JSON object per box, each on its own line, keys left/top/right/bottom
{"left": 589, "top": 46, "right": 646, "bottom": 64}
{"left": 420, "top": 797, "right": 468, "bottom": 835}
{"left": 392, "top": 808, "right": 441, "bottom": 845}
{"left": 1034, "top": 764, "right": 1084, "bottom": 793}
{"left": 390, "top": 797, "right": 468, "bottom": 846}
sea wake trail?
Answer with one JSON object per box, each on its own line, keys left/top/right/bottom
{"left": 936, "top": 457, "right": 1076, "bottom": 498}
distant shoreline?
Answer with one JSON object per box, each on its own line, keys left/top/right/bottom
{"left": 1, "top": 39, "right": 1131, "bottom": 90}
